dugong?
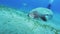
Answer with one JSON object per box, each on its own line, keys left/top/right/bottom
{"left": 28, "top": 7, "right": 53, "bottom": 21}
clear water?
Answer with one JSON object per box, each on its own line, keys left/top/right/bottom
{"left": 0, "top": 0, "right": 60, "bottom": 13}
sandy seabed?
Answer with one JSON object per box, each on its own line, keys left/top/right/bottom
{"left": 0, "top": 6, "right": 60, "bottom": 34}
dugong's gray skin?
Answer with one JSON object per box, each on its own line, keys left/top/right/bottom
{"left": 28, "top": 7, "right": 53, "bottom": 21}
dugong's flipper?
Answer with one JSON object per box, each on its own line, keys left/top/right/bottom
{"left": 47, "top": 4, "right": 51, "bottom": 9}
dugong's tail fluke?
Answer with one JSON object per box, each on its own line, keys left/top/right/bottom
{"left": 47, "top": 4, "right": 51, "bottom": 9}
{"left": 47, "top": 0, "right": 54, "bottom": 9}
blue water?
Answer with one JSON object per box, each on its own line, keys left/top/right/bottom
{"left": 0, "top": 0, "right": 60, "bottom": 13}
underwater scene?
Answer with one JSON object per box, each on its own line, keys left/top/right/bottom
{"left": 0, "top": 0, "right": 60, "bottom": 34}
